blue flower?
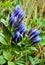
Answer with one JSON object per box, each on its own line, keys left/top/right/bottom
{"left": 14, "top": 5, "right": 21, "bottom": 16}
{"left": 18, "top": 22, "right": 27, "bottom": 36}
{"left": 10, "top": 14, "right": 18, "bottom": 27}
{"left": 17, "top": 10, "right": 25, "bottom": 22}
{"left": 14, "top": 5, "right": 25, "bottom": 21}
{"left": 12, "top": 31, "right": 22, "bottom": 43}
{"left": 28, "top": 28, "right": 40, "bottom": 40}
{"left": 28, "top": 28, "right": 41, "bottom": 44}
{"left": 33, "top": 37, "right": 41, "bottom": 44}
{"left": 9, "top": 5, "right": 25, "bottom": 28}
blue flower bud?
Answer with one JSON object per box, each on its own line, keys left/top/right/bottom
{"left": 20, "top": 26, "right": 26, "bottom": 36}
{"left": 14, "top": 5, "right": 21, "bottom": 16}
{"left": 33, "top": 37, "right": 41, "bottom": 44}
{"left": 18, "top": 22, "right": 27, "bottom": 36}
{"left": 28, "top": 28, "right": 41, "bottom": 45}
{"left": 28, "top": 28, "right": 34, "bottom": 35}
{"left": 21, "top": 43, "right": 25, "bottom": 47}
{"left": 17, "top": 10, "right": 25, "bottom": 21}
{"left": 30, "top": 30, "right": 40, "bottom": 40}
{"left": 12, "top": 31, "right": 22, "bottom": 43}
{"left": 28, "top": 28, "right": 40, "bottom": 37}
{"left": 14, "top": 5, "right": 25, "bottom": 21}
{"left": 10, "top": 14, "right": 17, "bottom": 27}
{"left": 9, "top": 5, "right": 25, "bottom": 28}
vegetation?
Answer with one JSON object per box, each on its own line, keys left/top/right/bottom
{"left": 0, "top": 0, "right": 45, "bottom": 65}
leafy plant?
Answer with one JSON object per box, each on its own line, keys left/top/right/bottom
{"left": 0, "top": 0, "right": 45, "bottom": 65}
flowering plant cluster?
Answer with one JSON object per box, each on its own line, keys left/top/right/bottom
{"left": 10, "top": 5, "right": 41, "bottom": 45}
{"left": 0, "top": 2, "right": 44, "bottom": 65}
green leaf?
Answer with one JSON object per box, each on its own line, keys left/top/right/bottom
{"left": 8, "top": 61, "right": 15, "bottom": 65}
{"left": 29, "top": 56, "right": 40, "bottom": 65}
{"left": 1, "top": 19, "right": 8, "bottom": 27}
{"left": 0, "top": 32, "right": 5, "bottom": 38}
{"left": 3, "top": 50, "right": 12, "bottom": 61}
{"left": 42, "top": 22, "right": 45, "bottom": 26}
{"left": 30, "top": 47, "right": 38, "bottom": 52}
{"left": 33, "top": 58, "right": 40, "bottom": 65}
{"left": 1, "top": 19, "right": 12, "bottom": 37}
{"left": 16, "top": 61, "right": 24, "bottom": 65}
{"left": 29, "top": 56, "right": 34, "bottom": 65}
{"left": 0, "top": 55, "right": 6, "bottom": 64}
{"left": 0, "top": 36, "right": 7, "bottom": 45}
{"left": 40, "top": 37, "right": 45, "bottom": 45}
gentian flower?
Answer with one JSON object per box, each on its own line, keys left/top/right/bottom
{"left": 18, "top": 22, "right": 27, "bottom": 36}
{"left": 9, "top": 14, "right": 17, "bottom": 27}
{"left": 14, "top": 5, "right": 25, "bottom": 21}
{"left": 17, "top": 10, "right": 25, "bottom": 22}
{"left": 14, "top": 5, "right": 21, "bottom": 16}
{"left": 12, "top": 31, "right": 22, "bottom": 43}
{"left": 9, "top": 5, "right": 25, "bottom": 28}
{"left": 28, "top": 28, "right": 41, "bottom": 44}
{"left": 28, "top": 28, "right": 40, "bottom": 40}
{"left": 33, "top": 37, "right": 41, "bottom": 44}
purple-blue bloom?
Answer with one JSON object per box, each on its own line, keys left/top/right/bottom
{"left": 28, "top": 28, "right": 40, "bottom": 37}
{"left": 28, "top": 28, "right": 34, "bottom": 35}
{"left": 18, "top": 22, "right": 27, "bottom": 36}
{"left": 14, "top": 5, "right": 21, "bottom": 16}
{"left": 12, "top": 31, "right": 22, "bottom": 43}
{"left": 17, "top": 10, "right": 25, "bottom": 22}
{"left": 33, "top": 37, "right": 41, "bottom": 44}
{"left": 30, "top": 30, "right": 40, "bottom": 40}
{"left": 14, "top": 5, "right": 25, "bottom": 21}
{"left": 9, "top": 5, "right": 25, "bottom": 28}
{"left": 28, "top": 28, "right": 41, "bottom": 44}
{"left": 10, "top": 14, "right": 18, "bottom": 27}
